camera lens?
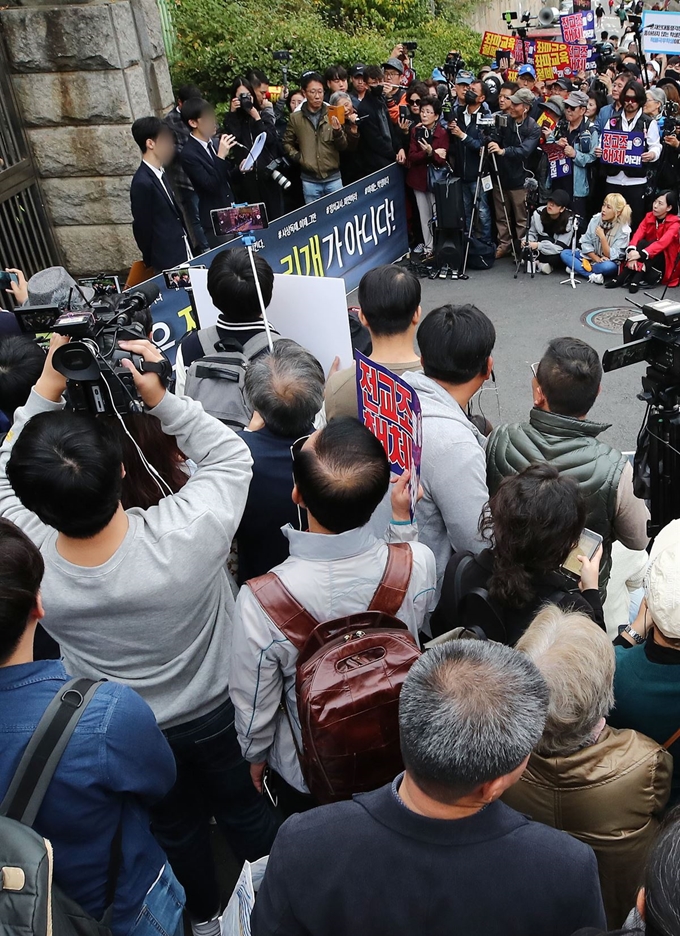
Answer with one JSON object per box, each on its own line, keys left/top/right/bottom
{"left": 61, "top": 347, "right": 91, "bottom": 370}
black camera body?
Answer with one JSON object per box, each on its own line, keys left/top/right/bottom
{"left": 273, "top": 50, "right": 292, "bottom": 62}
{"left": 266, "top": 156, "right": 292, "bottom": 190}
{"left": 403, "top": 41, "right": 418, "bottom": 52}
{"left": 664, "top": 100, "right": 680, "bottom": 137}
{"left": 477, "top": 111, "right": 508, "bottom": 145}
{"left": 239, "top": 92, "right": 254, "bottom": 111}
{"left": 603, "top": 301, "right": 680, "bottom": 379}
{"left": 14, "top": 282, "right": 170, "bottom": 416}
{"left": 443, "top": 51, "right": 465, "bottom": 80}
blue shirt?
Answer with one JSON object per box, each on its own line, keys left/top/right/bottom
{"left": 0, "top": 661, "right": 176, "bottom": 935}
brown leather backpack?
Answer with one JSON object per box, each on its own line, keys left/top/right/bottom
{"left": 247, "top": 542, "right": 421, "bottom": 804}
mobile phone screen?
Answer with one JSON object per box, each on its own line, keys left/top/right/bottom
{"left": 211, "top": 203, "right": 268, "bottom": 237}
{"left": 561, "top": 529, "right": 603, "bottom": 578}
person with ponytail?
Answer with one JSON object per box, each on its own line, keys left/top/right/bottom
{"left": 431, "top": 462, "right": 605, "bottom": 644}
{"left": 560, "top": 193, "right": 632, "bottom": 282}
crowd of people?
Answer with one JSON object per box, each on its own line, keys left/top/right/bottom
{"left": 0, "top": 242, "right": 679, "bottom": 936}
{"left": 126, "top": 27, "right": 680, "bottom": 286}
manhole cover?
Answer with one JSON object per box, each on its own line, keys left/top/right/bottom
{"left": 581, "top": 307, "right": 632, "bottom": 334}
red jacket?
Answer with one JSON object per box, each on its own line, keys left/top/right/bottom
{"left": 406, "top": 124, "right": 449, "bottom": 193}
{"left": 629, "top": 212, "right": 680, "bottom": 286}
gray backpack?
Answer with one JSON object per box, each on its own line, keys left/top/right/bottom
{"left": 0, "top": 677, "right": 121, "bottom": 936}
{"left": 183, "top": 326, "right": 279, "bottom": 428}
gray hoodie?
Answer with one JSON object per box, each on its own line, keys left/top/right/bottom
{"left": 403, "top": 371, "right": 488, "bottom": 593}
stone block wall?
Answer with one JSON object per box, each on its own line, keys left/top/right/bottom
{"left": 0, "top": 0, "right": 175, "bottom": 276}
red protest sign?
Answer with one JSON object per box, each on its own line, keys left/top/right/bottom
{"left": 534, "top": 40, "right": 573, "bottom": 80}
{"left": 479, "top": 31, "right": 516, "bottom": 58}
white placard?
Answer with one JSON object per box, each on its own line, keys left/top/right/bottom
{"left": 643, "top": 10, "right": 680, "bottom": 54}
{"left": 190, "top": 268, "right": 353, "bottom": 375}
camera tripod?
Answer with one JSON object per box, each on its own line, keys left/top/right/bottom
{"left": 560, "top": 211, "right": 583, "bottom": 289}
{"left": 636, "top": 368, "right": 680, "bottom": 537}
{"left": 514, "top": 189, "right": 541, "bottom": 279}
{"left": 461, "top": 141, "right": 516, "bottom": 276}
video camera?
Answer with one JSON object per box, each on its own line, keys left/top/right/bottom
{"left": 14, "top": 281, "right": 171, "bottom": 417}
{"left": 603, "top": 300, "right": 680, "bottom": 378}
{"left": 664, "top": 100, "right": 680, "bottom": 137}
{"left": 443, "top": 51, "right": 466, "bottom": 80}
{"left": 477, "top": 111, "right": 509, "bottom": 144}
{"left": 594, "top": 40, "right": 616, "bottom": 73}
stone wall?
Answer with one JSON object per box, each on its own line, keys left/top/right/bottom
{"left": 0, "top": 0, "right": 175, "bottom": 276}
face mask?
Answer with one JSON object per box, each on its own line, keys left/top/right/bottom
{"left": 464, "top": 89, "right": 478, "bottom": 106}
{"left": 371, "top": 84, "right": 384, "bottom": 97}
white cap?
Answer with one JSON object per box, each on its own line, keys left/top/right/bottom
{"left": 645, "top": 520, "right": 680, "bottom": 639}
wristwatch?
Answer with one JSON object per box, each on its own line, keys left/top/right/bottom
{"left": 620, "top": 623, "right": 646, "bottom": 645}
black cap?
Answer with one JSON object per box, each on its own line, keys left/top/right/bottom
{"left": 547, "top": 188, "right": 571, "bottom": 208}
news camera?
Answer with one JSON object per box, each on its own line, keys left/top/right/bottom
{"left": 664, "top": 100, "right": 680, "bottom": 137}
{"left": 443, "top": 51, "right": 466, "bottom": 80}
{"left": 266, "top": 156, "right": 292, "bottom": 191}
{"left": 477, "top": 111, "right": 509, "bottom": 144}
{"left": 603, "top": 299, "right": 680, "bottom": 535}
{"left": 13, "top": 281, "right": 171, "bottom": 417}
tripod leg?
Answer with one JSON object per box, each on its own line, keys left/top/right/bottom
{"left": 462, "top": 148, "right": 486, "bottom": 276}
{"left": 490, "top": 152, "right": 518, "bottom": 262}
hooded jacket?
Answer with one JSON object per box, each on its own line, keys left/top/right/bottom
{"left": 402, "top": 371, "right": 488, "bottom": 593}
{"left": 503, "top": 726, "right": 671, "bottom": 929}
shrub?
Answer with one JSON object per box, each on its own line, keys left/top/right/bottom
{"left": 167, "top": 0, "right": 482, "bottom": 107}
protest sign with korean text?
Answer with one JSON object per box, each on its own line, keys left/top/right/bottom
{"left": 642, "top": 10, "right": 680, "bottom": 55}
{"left": 133, "top": 165, "right": 408, "bottom": 365}
{"left": 540, "top": 141, "right": 573, "bottom": 179}
{"left": 479, "top": 31, "right": 518, "bottom": 58}
{"left": 355, "top": 353, "right": 422, "bottom": 520}
{"left": 560, "top": 9, "right": 596, "bottom": 42}
{"left": 534, "top": 40, "right": 573, "bottom": 80}
{"left": 567, "top": 42, "right": 598, "bottom": 72}
{"left": 600, "top": 129, "right": 645, "bottom": 167}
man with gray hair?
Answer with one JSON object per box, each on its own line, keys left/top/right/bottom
{"left": 235, "top": 339, "right": 325, "bottom": 584}
{"left": 250, "top": 640, "right": 606, "bottom": 936}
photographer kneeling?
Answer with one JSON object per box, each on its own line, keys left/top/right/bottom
{"left": 0, "top": 335, "right": 279, "bottom": 935}
{"left": 487, "top": 87, "right": 541, "bottom": 259}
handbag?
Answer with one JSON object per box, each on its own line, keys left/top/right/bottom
{"left": 427, "top": 163, "right": 451, "bottom": 192}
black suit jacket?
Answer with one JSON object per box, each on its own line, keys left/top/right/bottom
{"left": 180, "top": 136, "right": 234, "bottom": 246}
{"left": 130, "top": 162, "right": 188, "bottom": 274}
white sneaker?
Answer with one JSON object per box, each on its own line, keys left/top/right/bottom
{"left": 588, "top": 273, "right": 604, "bottom": 284}
{"left": 192, "top": 916, "right": 221, "bottom": 936}
{"left": 539, "top": 263, "right": 552, "bottom": 275}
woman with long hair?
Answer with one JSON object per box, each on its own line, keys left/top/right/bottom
{"left": 560, "top": 193, "right": 632, "bottom": 282}
{"left": 430, "top": 463, "right": 604, "bottom": 644}
{"left": 605, "top": 189, "right": 680, "bottom": 293}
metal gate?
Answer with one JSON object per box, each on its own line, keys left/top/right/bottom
{"left": 0, "top": 36, "right": 60, "bottom": 288}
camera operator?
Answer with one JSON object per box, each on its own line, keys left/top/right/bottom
{"left": 222, "top": 76, "right": 286, "bottom": 221}
{"left": 0, "top": 334, "right": 280, "bottom": 934}
{"left": 551, "top": 89, "right": 599, "bottom": 222}
{"left": 357, "top": 66, "right": 407, "bottom": 174}
{"left": 448, "top": 79, "right": 493, "bottom": 244}
{"left": 487, "top": 87, "right": 541, "bottom": 259}
{"left": 594, "top": 79, "right": 661, "bottom": 231}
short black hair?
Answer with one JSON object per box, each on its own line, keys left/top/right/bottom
{"left": 658, "top": 189, "right": 679, "bottom": 214}
{"left": 301, "top": 71, "right": 325, "bottom": 90}
{"left": 418, "top": 304, "right": 495, "bottom": 385}
{"left": 357, "top": 266, "right": 420, "bottom": 338}
{"left": 177, "top": 84, "right": 202, "bottom": 103}
{"left": 0, "top": 336, "right": 45, "bottom": 419}
{"left": 0, "top": 519, "right": 44, "bottom": 664}
{"left": 501, "top": 81, "right": 519, "bottom": 93}
{"left": 181, "top": 97, "right": 214, "bottom": 126}
{"left": 420, "top": 97, "right": 442, "bottom": 116}
{"left": 131, "top": 116, "right": 171, "bottom": 154}
{"left": 247, "top": 68, "right": 270, "bottom": 88}
{"left": 536, "top": 337, "right": 602, "bottom": 417}
{"left": 325, "top": 65, "right": 348, "bottom": 82}
{"left": 207, "top": 247, "right": 274, "bottom": 322}
{"left": 365, "top": 65, "right": 384, "bottom": 82}
{"left": 7, "top": 411, "right": 124, "bottom": 538}
{"left": 229, "top": 76, "right": 255, "bottom": 100}
{"left": 293, "top": 418, "right": 390, "bottom": 533}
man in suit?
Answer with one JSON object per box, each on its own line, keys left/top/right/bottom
{"left": 165, "top": 83, "right": 209, "bottom": 254}
{"left": 180, "top": 98, "right": 238, "bottom": 248}
{"left": 130, "top": 116, "right": 191, "bottom": 274}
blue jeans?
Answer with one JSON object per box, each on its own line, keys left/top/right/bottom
{"left": 560, "top": 249, "right": 619, "bottom": 280}
{"left": 301, "top": 175, "right": 343, "bottom": 204}
{"left": 129, "top": 863, "right": 185, "bottom": 936}
{"left": 461, "top": 180, "right": 492, "bottom": 243}
{"left": 151, "top": 698, "right": 280, "bottom": 922}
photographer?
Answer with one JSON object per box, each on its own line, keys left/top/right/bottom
{"left": 0, "top": 334, "right": 280, "bottom": 933}
{"left": 526, "top": 190, "right": 575, "bottom": 274}
{"left": 487, "top": 87, "right": 541, "bottom": 259}
{"left": 448, "top": 79, "right": 493, "bottom": 244}
{"left": 222, "top": 76, "right": 286, "bottom": 221}
{"left": 357, "top": 66, "right": 406, "bottom": 174}
{"left": 406, "top": 98, "right": 449, "bottom": 257}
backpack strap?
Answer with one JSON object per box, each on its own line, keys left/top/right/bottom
{"left": 247, "top": 573, "right": 319, "bottom": 652}
{"left": 241, "top": 331, "right": 278, "bottom": 361}
{"left": 197, "top": 325, "right": 221, "bottom": 356}
{"left": 368, "top": 543, "right": 413, "bottom": 616}
{"left": 664, "top": 726, "right": 680, "bottom": 750}
{"left": 0, "top": 678, "right": 102, "bottom": 826}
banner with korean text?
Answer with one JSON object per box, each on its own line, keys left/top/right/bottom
{"left": 642, "top": 10, "right": 680, "bottom": 55}
{"left": 534, "top": 40, "right": 573, "bottom": 80}
{"left": 560, "top": 10, "right": 596, "bottom": 42}
{"left": 355, "top": 353, "right": 422, "bottom": 520}
{"left": 600, "top": 129, "right": 645, "bottom": 167}
{"left": 138, "top": 165, "right": 408, "bottom": 365}
{"left": 479, "top": 30, "right": 518, "bottom": 58}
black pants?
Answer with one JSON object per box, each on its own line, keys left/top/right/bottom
{"left": 614, "top": 239, "right": 664, "bottom": 288}
{"left": 605, "top": 181, "right": 646, "bottom": 233}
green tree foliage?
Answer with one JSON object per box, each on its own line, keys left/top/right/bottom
{"left": 167, "top": 0, "right": 481, "bottom": 108}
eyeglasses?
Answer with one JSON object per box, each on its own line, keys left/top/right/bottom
{"left": 290, "top": 434, "right": 311, "bottom": 462}
{"left": 409, "top": 98, "right": 421, "bottom": 105}
{"left": 530, "top": 361, "right": 540, "bottom": 378}
{"left": 623, "top": 95, "right": 639, "bottom": 102}
{"left": 564, "top": 104, "right": 577, "bottom": 110}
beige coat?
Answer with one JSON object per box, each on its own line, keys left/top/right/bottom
{"left": 503, "top": 725, "right": 672, "bottom": 928}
